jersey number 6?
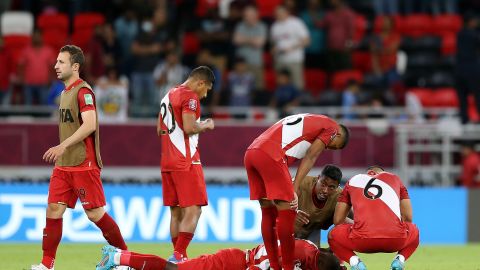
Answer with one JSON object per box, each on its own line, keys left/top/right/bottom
{"left": 160, "top": 102, "right": 176, "bottom": 134}
{"left": 363, "top": 178, "right": 383, "bottom": 200}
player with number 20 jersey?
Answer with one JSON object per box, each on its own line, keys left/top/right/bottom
{"left": 244, "top": 113, "right": 350, "bottom": 270}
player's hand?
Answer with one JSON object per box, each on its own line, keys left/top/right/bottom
{"left": 43, "top": 144, "right": 66, "bottom": 163}
{"left": 296, "top": 210, "right": 310, "bottom": 225}
{"left": 203, "top": 118, "right": 215, "bottom": 130}
{"left": 290, "top": 192, "right": 298, "bottom": 210}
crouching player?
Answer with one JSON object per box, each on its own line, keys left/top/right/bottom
{"left": 96, "top": 239, "right": 342, "bottom": 270}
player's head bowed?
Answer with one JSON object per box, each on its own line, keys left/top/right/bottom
{"left": 187, "top": 66, "right": 216, "bottom": 99}
{"left": 317, "top": 248, "right": 343, "bottom": 270}
{"left": 327, "top": 124, "right": 350, "bottom": 150}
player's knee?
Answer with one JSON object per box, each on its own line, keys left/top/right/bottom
{"left": 84, "top": 207, "right": 105, "bottom": 222}
{"left": 184, "top": 206, "right": 202, "bottom": 219}
{"left": 46, "top": 203, "right": 66, "bottom": 218}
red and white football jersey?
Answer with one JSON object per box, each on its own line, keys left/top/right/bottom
{"left": 248, "top": 114, "right": 340, "bottom": 164}
{"left": 338, "top": 172, "right": 410, "bottom": 239}
{"left": 160, "top": 85, "right": 201, "bottom": 171}
{"left": 246, "top": 239, "right": 319, "bottom": 270}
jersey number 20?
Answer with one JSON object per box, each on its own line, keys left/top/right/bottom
{"left": 160, "top": 102, "right": 176, "bottom": 134}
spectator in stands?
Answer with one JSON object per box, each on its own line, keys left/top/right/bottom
{"left": 153, "top": 50, "right": 190, "bottom": 101}
{"left": 342, "top": 79, "right": 361, "bottom": 120}
{"left": 271, "top": 5, "right": 310, "bottom": 90}
{"left": 85, "top": 25, "right": 106, "bottom": 84}
{"left": 455, "top": 13, "right": 480, "bottom": 125}
{"left": 459, "top": 141, "right": 480, "bottom": 188}
{"left": 114, "top": 8, "right": 138, "bottom": 75}
{"left": 196, "top": 49, "right": 223, "bottom": 112}
{"left": 130, "top": 18, "right": 163, "bottom": 110}
{"left": 102, "top": 23, "right": 121, "bottom": 69}
{"left": 233, "top": 5, "right": 267, "bottom": 90}
{"left": 198, "top": 8, "right": 231, "bottom": 73}
{"left": 225, "top": 57, "right": 255, "bottom": 106}
{"left": 373, "top": 0, "right": 398, "bottom": 15}
{"left": 18, "top": 29, "right": 55, "bottom": 105}
{"left": 95, "top": 66, "right": 129, "bottom": 123}
{"left": 320, "top": 0, "right": 355, "bottom": 72}
{"left": 370, "top": 16, "right": 401, "bottom": 90}
{"left": 153, "top": 7, "right": 176, "bottom": 54}
{"left": 300, "top": 0, "right": 326, "bottom": 68}
{"left": 0, "top": 36, "right": 12, "bottom": 105}
{"left": 270, "top": 69, "right": 301, "bottom": 118}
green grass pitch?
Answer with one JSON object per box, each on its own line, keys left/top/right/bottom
{"left": 2, "top": 243, "right": 479, "bottom": 270}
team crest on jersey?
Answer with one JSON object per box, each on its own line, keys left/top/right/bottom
{"left": 188, "top": 99, "right": 197, "bottom": 111}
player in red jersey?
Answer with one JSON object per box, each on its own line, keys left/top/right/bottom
{"left": 328, "top": 166, "right": 420, "bottom": 270}
{"left": 244, "top": 114, "right": 350, "bottom": 270}
{"left": 96, "top": 238, "right": 342, "bottom": 270}
{"left": 31, "top": 45, "right": 127, "bottom": 270}
{"left": 157, "top": 66, "right": 215, "bottom": 262}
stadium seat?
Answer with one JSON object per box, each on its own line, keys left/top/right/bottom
{"left": 256, "top": 0, "right": 282, "bottom": 18}
{"left": 353, "top": 15, "right": 368, "bottom": 44}
{"left": 401, "top": 36, "right": 441, "bottom": 53}
{"left": 2, "top": 34, "right": 32, "bottom": 73}
{"left": 304, "top": 69, "right": 327, "bottom": 96}
{"left": 195, "top": 0, "right": 220, "bottom": 17}
{"left": 401, "top": 14, "right": 432, "bottom": 38}
{"left": 468, "top": 96, "right": 480, "bottom": 122}
{"left": 426, "top": 71, "right": 455, "bottom": 88}
{"left": 264, "top": 69, "right": 277, "bottom": 92}
{"left": 433, "top": 88, "right": 458, "bottom": 107}
{"left": 1, "top": 11, "right": 34, "bottom": 36}
{"left": 352, "top": 51, "right": 372, "bottom": 73}
{"left": 373, "top": 15, "right": 403, "bottom": 34}
{"left": 407, "top": 87, "right": 435, "bottom": 107}
{"left": 331, "top": 70, "right": 363, "bottom": 91}
{"left": 71, "top": 29, "right": 93, "bottom": 50}
{"left": 73, "top": 12, "right": 105, "bottom": 31}
{"left": 431, "top": 14, "right": 462, "bottom": 36}
{"left": 42, "top": 30, "right": 68, "bottom": 51}
{"left": 406, "top": 53, "right": 438, "bottom": 71}
{"left": 441, "top": 33, "right": 457, "bottom": 56}
{"left": 37, "top": 13, "right": 69, "bottom": 32}
{"left": 182, "top": 32, "right": 200, "bottom": 55}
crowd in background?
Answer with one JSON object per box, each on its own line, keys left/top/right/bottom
{"left": 0, "top": 0, "right": 479, "bottom": 122}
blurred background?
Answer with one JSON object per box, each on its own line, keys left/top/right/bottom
{"left": 0, "top": 0, "right": 479, "bottom": 249}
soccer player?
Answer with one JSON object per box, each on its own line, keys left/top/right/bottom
{"left": 157, "top": 66, "right": 215, "bottom": 262}
{"left": 244, "top": 114, "right": 350, "bottom": 270}
{"left": 328, "top": 166, "right": 420, "bottom": 270}
{"left": 96, "top": 238, "right": 342, "bottom": 270}
{"left": 295, "top": 165, "right": 352, "bottom": 247}
{"left": 31, "top": 45, "right": 127, "bottom": 270}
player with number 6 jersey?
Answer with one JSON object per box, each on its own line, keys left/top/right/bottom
{"left": 157, "top": 66, "right": 215, "bottom": 263}
{"left": 328, "top": 166, "right": 420, "bottom": 270}
{"left": 244, "top": 113, "right": 350, "bottom": 270}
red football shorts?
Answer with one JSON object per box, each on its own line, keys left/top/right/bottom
{"left": 161, "top": 164, "right": 208, "bottom": 207}
{"left": 48, "top": 168, "right": 106, "bottom": 209}
{"left": 329, "top": 222, "right": 420, "bottom": 254}
{"left": 244, "top": 148, "right": 294, "bottom": 202}
{"left": 178, "top": 248, "right": 246, "bottom": 270}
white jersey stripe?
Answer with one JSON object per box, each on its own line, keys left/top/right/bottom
{"left": 349, "top": 174, "right": 402, "bottom": 220}
{"left": 281, "top": 114, "right": 307, "bottom": 148}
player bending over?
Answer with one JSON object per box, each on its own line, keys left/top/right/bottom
{"left": 328, "top": 166, "right": 420, "bottom": 270}
{"left": 96, "top": 239, "right": 342, "bottom": 270}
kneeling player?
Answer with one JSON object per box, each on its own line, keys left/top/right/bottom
{"left": 96, "top": 239, "right": 342, "bottom": 270}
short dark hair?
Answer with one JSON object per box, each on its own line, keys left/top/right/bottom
{"left": 321, "top": 164, "right": 342, "bottom": 183}
{"left": 189, "top": 66, "right": 215, "bottom": 85}
{"left": 339, "top": 124, "right": 350, "bottom": 149}
{"left": 60, "top": 45, "right": 85, "bottom": 69}
{"left": 317, "top": 248, "right": 342, "bottom": 270}
{"left": 366, "top": 165, "right": 385, "bottom": 172}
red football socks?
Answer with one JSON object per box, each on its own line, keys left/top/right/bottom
{"left": 175, "top": 232, "right": 194, "bottom": 258}
{"left": 121, "top": 251, "right": 167, "bottom": 270}
{"left": 41, "top": 218, "right": 63, "bottom": 269}
{"left": 95, "top": 213, "right": 128, "bottom": 250}
{"left": 172, "top": 236, "right": 178, "bottom": 248}
{"left": 261, "top": 207, "right": 281, "bottom": 270}
{"left": 277, "top": 209, "right": 296, "bottom": 270}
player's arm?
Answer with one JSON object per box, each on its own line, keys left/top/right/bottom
{"left": 156, "top": 111, "right": 162, "bottom": 136}
{"left": 43, "top": 110, "right": 96, "bottom": 163}
{"left": 400, "top": 199, "right": 413, "bottom": 222}
{"left": 182, "top": 112, "right": 214, "bottom": 135}
{"left": 293, "top": 138, "right": 326, "bottom": 192}
{"left": 333, "top": 202, "right": 351, "bottom": 225}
